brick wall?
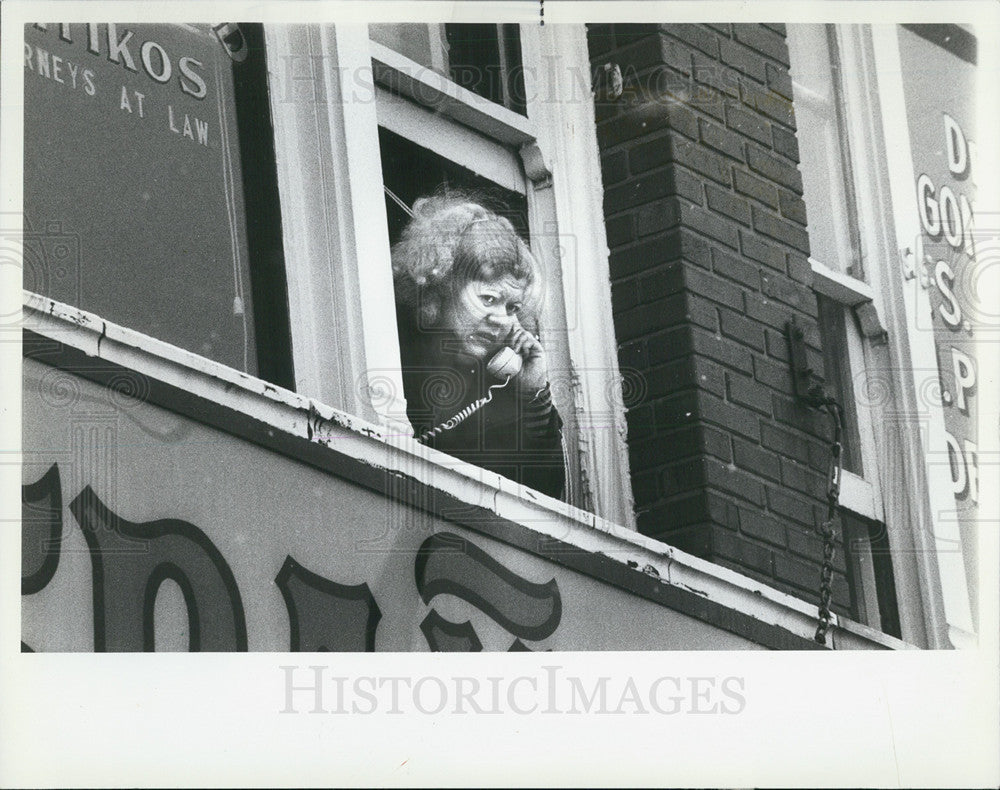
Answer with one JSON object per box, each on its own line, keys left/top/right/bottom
{"left": 587, "top": 23, "right": 853, "bottom": 615}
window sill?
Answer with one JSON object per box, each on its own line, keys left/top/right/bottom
{"left": 21, "top": 291, "right": 911, "bottom": 651}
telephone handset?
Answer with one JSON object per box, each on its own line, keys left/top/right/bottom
{"left": 418, "top": 346, "right": 521, "bottom": 442}
{"left": 486, "top": 346, "right": 522, "bottom": 380}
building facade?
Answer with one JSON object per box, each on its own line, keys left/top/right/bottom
{"left": 20, "top": 20, "right": 981, "bottom": 650}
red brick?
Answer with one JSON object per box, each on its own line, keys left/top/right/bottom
{"left": 763, "top": 328, "right": 789, "bottom": 362}
{"left": 718, "top": 309, "right": 765, "bottom": 354}
{"left": 698, "top": 392, "right": 760, "bottom": 441}
{"left": 636, "top": 260, "right": 685, "bottom": 300}
{"left": 760, "top": 271, "right": 812, "bottom": 309}
{"left": 718, "top": 36, "right": 768, "bottom": 82}
{"left": 771, "top": 124, "right": 799, "bottom": 161}
{"left": 691, "top": 326, "right": 755, "bottom": 373}
{"left": 684, "top": 81, "right": 727, "bottom": 122}
{"left": 691, "top": 51, "right": 741, "bottom": 98}
{"left": 618, "top": 338, "right": 648, "bottom": 370}
{"left": 661, "top": 457, "right": 708, "bottom": 497}
{"left": 753, "top": 352, "right": 795, "bottom": 395}
{"left": 688, "top": 351, "right": 726, "bottom": 397}
{"left": 605, "top": 213, "right": 634, "bottom": 247}
{"left": 766, "top": 487, "right": 816, "bottom": 528}
{"left": 713, "top": 529, "right": 775, "bottom": 578}
{"left": 681, "top": 292, "right": 720, "bottom": 332}
{"left": 780, "top": 457, "right": 828, "bottom": 500}
{"left": 731, "top": 24, "right": 790, "bottom": 67}
{"left": 739, "top": 80, "right": 796, "bottom": 128}
{"left": 646, "top": 520, "right": 712, "bottom": 555}
{"left": 732, "top": 438, "right": 781, "bottom": 482}
{"left": 740, "top": 509, "right": 787, "bottom": 546}
{"left": 712, "top": 247, "right": 760, "bottom": 289}
{"left": 625, "top": 403, "right": 655, "bottom": 440}
{"left": 760, "top": 422, "right": 811, "bottom": 464}
{"left": 671, "top": 137, "right": 732, "bottom": 185}
{"left": 615, "top": 292, "right": 687, "bottom": 340}
{"left": 604, "top": 171, "right": 675, "bottom": 213}
{"left": 614, "top": 24, "right": 662, "bottom": 48}
{"left": 635, "top": 198, "right": 681, "bottom": 237}
{"left": 707, "top": 492, "right": 741, "bottom": 529}
{"left": 751, "top": 205, "right": 810, "bottom": 252}
{"left": 609, "top": 235, "right": 677, "bottom": 278}
{"left": 786, "top": 253, "right": 814, "bottom": 286}
{"left": 739, "top": 229, "right": 786, "bottom": 270}
{"left": 645, "top": 358, "right": 695, "bottom": 398}
{"left": 667, "top": 24, "right": 721, "bottom": 58}
{"left": 632, "top": 469, "right": 660, "bottom": 506}
{"left": 733, "top": 168, "right": 779, "bottom": 209}
{"left": 703, "top": 458, "right": 766, "bottom": 506}
{"left": 705, "top": 184, "right": 752, "bottom": 226}
{"left": 743, "top": 292, "right": 792, "bottom": 331}
{"left": 778, "top": 188, "right": 807, "bottom": 226}
{"left": 765, "top": 60, "right": 794, "bottom": 101}
{"left": 629, "top": 434, "right": 673, "bottom": 470}
{"left": 600, "top": 151, "right": 629, "bottom": 185}
{"left": 587, "top": 24, "right": 615, "bottom": 57}
{"left": 598, "top": 100, "right": 697, "bottom": 148}
{"left": 772, "top": 392, "right": 827, "bottom": 436}
{"left": 672, "top": 167, "right": 709, "bottom": 205}
{"left": 679, "top": 200, "right": 740, "bottom": 249}
{"left": 699, "top": 117, "right": 745, "bottom": 160}
{"left": 684, "top": 266, "right": 744, "bottom": 311}
{"left": 773, "top": 556, "right": 851, "bottom": 608}
{"left": 746, "top": 144, "right": 803, "bottom": 192}
{"left": 653, "top": 423, "right": 708, "bottom": 458}
{"left": 724, "top": 102, "right": 772, "bottom": 147}
{"left": 628, "top": 133, "right": 674, "bottom": 172}
{"left": 611, "top": 278, "right": 639, "bottom": 313}
{"left": 654, "top": 388, "right": 701, "bottom": 427}
{"left": 657, "top": 34, "right": 696, "bottom": 76}
{"left": 787, "top": 526, "right": 848, "bottom": 573}
{"left": 726, "top": 369, "right": 772, "bottom": 414}
{"left": 646, "top": 324, "right": 691, "bottom": 365}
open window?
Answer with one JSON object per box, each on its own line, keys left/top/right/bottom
{"left": 787, "top": 24, "right": 898, "bottom": 634}
{"left": 263, "top": 23, "right": 635, "bottom": 525}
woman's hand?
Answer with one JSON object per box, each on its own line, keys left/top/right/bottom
{"left": 503, "top": 317, "right": 549, "bottom": 395}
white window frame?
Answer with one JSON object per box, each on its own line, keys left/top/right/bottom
{"left": 791, "top": 23, "right": 975, "bottom": 647}
{"left": 263, "top": 23, "right": 636, "bottom": 529}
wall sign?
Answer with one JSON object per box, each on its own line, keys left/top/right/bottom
{"left": 897, "top": 24, "right": 979, "bottom": 611}
{"left": 23, "top": 23, "right": 258, "bottom": 373}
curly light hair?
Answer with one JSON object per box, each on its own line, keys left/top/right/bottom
{"left": 391, "top": 192, "right": 544, "bottom": 327}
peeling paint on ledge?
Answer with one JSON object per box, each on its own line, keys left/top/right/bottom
{"left": 20, "top": 291, "right": 911, "bottom": 651}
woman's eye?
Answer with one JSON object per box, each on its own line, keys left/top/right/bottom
{"left": 507, "top": 303, "right": 522, "bottom": 315}
{"left": 480, "top": 294, "right": 497, "bottom": 306}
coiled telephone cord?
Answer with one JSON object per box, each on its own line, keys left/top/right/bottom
{"left": 418, "top": 378, "right": 512, "bottom": 443}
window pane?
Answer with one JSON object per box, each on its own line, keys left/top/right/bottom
{"left": 369, "top": 23, "right": 448, "bottom": 75}
{"left": 816, "top": 295, "right": 863, "bottom": 474}
{"left": 379, "top": 126, "right": 529, "bottom": 244}
{"left": 787, "top": 25, "right": 859, "bottom": 278}
{"left": 23, "top": 23, "right": 288, "bottom": 379}
{"left": 369, "top": 23, "right": 526, "bottom": 115}
{"left": 446, "top": 24, "right": 526, "bottom": 115}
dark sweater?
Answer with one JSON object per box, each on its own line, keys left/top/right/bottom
{"left": 396, "top": 305, "right": 566, "bottom": 499}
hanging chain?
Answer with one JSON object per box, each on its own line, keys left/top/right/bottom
{"left": 815, "top": 400, "right": 844, "bottom": 646}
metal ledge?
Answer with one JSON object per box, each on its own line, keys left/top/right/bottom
{"left": 21, "top": 291, "right": 910, "bottom": 651}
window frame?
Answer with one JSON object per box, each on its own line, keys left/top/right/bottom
{"left": 790, "top": 22, "right": 976, "bottom": 646}
{"left": 263, "top": 23, "right": 636, "bottom": 528}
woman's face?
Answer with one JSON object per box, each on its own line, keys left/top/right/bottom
{"left": 438, "top": 275, "right": 526, "bottom": 362}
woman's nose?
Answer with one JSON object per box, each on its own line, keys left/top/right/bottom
{"left": 484, "top": 308, "right": 513, "bottom": 327}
